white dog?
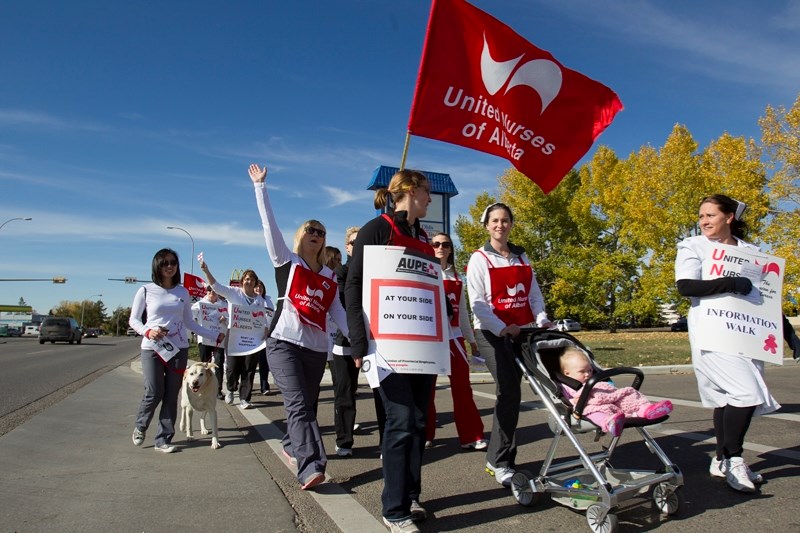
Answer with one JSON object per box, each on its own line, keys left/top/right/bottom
{"left": 179, "top": 361, "right": 221, "bottom": 449}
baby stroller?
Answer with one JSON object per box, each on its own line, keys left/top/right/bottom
{"left": 507, "top": 328, "right": 684, "bottom": 533}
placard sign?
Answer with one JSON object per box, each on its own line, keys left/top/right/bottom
{"left": 197, "top": 302, "right": 228, "bottom": 338}
{"left": 696, "top": 242, "right": 785, "bottom": 364}
{"left": 361, "top": 245, "right": 449, "bottom": 385}
{"left": 227, "top": 302, "right": 268, "bottom": 356}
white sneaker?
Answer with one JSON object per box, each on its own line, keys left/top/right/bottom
{"left": 409, "top": 500, "right": 427, "bottom": 522}
{"left": 132, "top": 428, "right": 145, "bottom": 447}
{"left": 382, "top": 517, "right": 419, "bottom": 533}
{"left": 711, "top": 456, "right": 763, "bottom": 484}
{"left": 353, "top": 423, "right": 361, "bottom": 432}
{"left": 154, "top": 443, "right": 176, "bottom": 454}
{"left": 225, "top": 392, "right": 234, "bottom": 404}
{"left": 461, "top": 439, "right": 488, "bottom": 451}
{"left": 486, "top": 462, "right": 515, "bottom": 487}
{"left": 709, "top": 457, "right": 726, "bottom": 478}
{"left": 239, "top": 400, "right": 253, "bottom": 409}
{"left": 335, "top": 445, "right": 353, "bottom": 457}
{"left": 744, "top": 462, "right": 764, "bottom": 484}
{"left": 725, "top": 457, "right": 756, "bottom": 493}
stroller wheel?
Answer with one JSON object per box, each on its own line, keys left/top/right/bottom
{"left": 510, "top": 470, "right": 543, "bottom": 507}
{"left": 653, "top": 483, "right": 684, "bottom": 515}
{"left": 586, "top": 504, "right": 618, "bottom": 533}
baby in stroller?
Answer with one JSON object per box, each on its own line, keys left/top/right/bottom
{"left": 558, "top": 347, "right": 673, "bottom": 437}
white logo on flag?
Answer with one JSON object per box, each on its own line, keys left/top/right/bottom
{"left": 480, "top": 34, "right": 562, "bottom": 114}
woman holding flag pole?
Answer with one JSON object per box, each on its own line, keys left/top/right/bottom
{"left": 249, "top": 162, "right": 349, "bottom": 491}
{"left": 345, "top": 169, "right": 437, "bottom": 533}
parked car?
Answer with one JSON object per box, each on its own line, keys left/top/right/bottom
{"left": 126, "top": 327, "right": 138, "bottom": 336}
{"left": 39, "top": 317, "right": 82, "bottom": 344}
{"left": 83, "top": 328, "right": 100, "bottom": 338}
{"left": 670, "top": 317, "right": 688, "bottom": 332}
{"left": 8, "top": 327, "right": 22, "bottom": 337}
{"left": 23, "top": 325, "right": 40, "bottom": 336}
{"left": 555, "top": 319, "right": 581, "bottom": 332}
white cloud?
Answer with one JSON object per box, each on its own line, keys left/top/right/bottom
{"left": 0, "top": 109, "right": 109, "bottom": 132}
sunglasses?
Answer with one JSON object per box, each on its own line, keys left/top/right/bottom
{"left": 160, "top": 259, "right": 179, "bottom": 267}
{"left": 304, "top": 226, "right": 326, "bottom": 238}
{"left": 431, "top": 241, "right": 452, "bottom": 249}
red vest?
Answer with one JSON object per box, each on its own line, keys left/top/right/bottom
{"left": 381, "top": 213, "right": 434, "bottom": 256}
{"left": 286, "top": 262, "right": 338, "bottom": 331}
{"left": 477, "top": 250, "right": 535, "bottom": 326}
{"left": 443, "top": 273, "right": 462, "bottom": 328}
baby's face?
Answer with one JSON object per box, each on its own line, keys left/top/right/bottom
{"left": 563, "top": 354, "right": 593, "bottom": 384}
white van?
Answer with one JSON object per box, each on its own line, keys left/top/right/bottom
{"left": 23, "top": 325, "right": 40, "bottom": 336}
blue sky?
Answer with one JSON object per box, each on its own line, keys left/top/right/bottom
{"left": 2, "top": 0, "right": 800, "bottom": 317}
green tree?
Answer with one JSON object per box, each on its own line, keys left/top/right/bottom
{"left": 759, "top": 94, "right": 800, "bottom": 311}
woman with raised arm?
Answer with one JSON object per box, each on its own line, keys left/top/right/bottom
{"left": 249, "top": 163, "right": 349, "bottom": 491}
{"left": 466, "top": 202, "right": 553, "bottom": 487}
{"left": 345, "top": 169, "right": 436, "bottom": 532}
{"left": 130, "top": 248, "right": 224, "bottom": 453}
{"left": 198, "top": 261, "right": 266, "bottom": 410}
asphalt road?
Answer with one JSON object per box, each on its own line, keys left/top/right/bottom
{"left": 245, "top": 361, "right": 800, "bottom": 532}
{"left": 2, "top": 334, "right": 800, "bottom": 532}
{"left": 0, "top": 335, "right": 140, "bottom": 435}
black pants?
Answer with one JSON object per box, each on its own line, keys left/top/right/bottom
{"left": 198, "top": 344, "right": 225, "bottom": 394}
{"left": 713, "top": 405, "right": 756, "bottom": 458}
{"left": 258, "top": 349, "right": 271, "bottom": 393}
{"left": 331, "top": 355, "right": 360, "bottom": 448}
{"left": 226, "top": 350, "right": 260, "bottom": 402}
{"left": 476, "top": 329, "right": 523, "bottom": 468}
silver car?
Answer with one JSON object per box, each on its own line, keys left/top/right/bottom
{"left": 555, "top": 319, "right": 581, "bottom": 332}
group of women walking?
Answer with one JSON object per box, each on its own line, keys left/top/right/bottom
{"left": 129, "top": 160, "right": 795, "bottom": 531}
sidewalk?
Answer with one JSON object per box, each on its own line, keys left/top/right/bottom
{"left": 0, "top": 362, "right": 298, "bottom": 533}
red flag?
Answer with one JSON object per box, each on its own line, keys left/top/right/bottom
{"left": 183, "top": 272, "right": 207, "bottom": 301}
{"left": 408, "top": 0, "right": 623, "bottom": 193}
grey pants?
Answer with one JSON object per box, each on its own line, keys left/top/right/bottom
{"left": 267, "top": 338, "right": 328, "bottom": 484}
{"left": 135, "top": 349, "right": 189, "bottom": 446}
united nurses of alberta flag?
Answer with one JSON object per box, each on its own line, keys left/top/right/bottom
{"left": 408, "top": 0, "right": 623, "bottom": 193}
{"left": 696, "top": 242, "right": 786, "bottom": 364}
{"left": 361, "top": 245, "right": 450, "bottom": 387}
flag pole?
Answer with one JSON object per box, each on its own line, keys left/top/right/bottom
{"left": 399, "top": 131, "right": 412, "bottom": 171}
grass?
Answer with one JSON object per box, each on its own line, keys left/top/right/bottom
{"left": 570, "top": 331, "right": 692, "bottom": 368}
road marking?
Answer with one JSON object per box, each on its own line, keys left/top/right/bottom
{"left": 240, "top": 407, "right": 386, "bottom": 533}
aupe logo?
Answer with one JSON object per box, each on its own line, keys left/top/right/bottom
{"left": 396, "top": 256, "right": 439, "bottom": 280}
{"left": 480, "top": 34, "right": 562, "bottom": 114}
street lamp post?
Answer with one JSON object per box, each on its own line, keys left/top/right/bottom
{"left": 166, "top": 226, "right": 195, "bottom": 275}
{"left": 80, "top": 294, "right": 103, "bottom": 329}
{"left": 0, "top": 217, "right": 32, "bottom": 232}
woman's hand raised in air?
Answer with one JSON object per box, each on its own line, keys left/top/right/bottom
{"left": 249, "top": 163, "right": 267, "bottom": 184}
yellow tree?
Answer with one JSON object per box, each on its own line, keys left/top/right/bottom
{"left": 562, "top": 146, "right": 645, "bottom": 330}
{"left": 759, "top": 94, "right": 800, "bottom": 312}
